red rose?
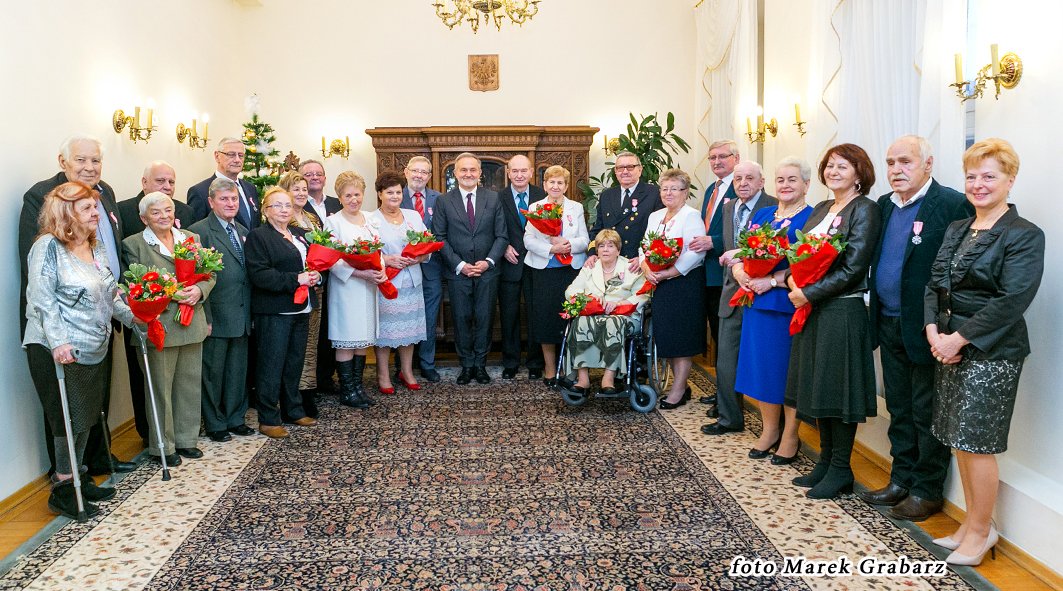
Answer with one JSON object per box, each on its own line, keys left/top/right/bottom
{"left": 747, "top": 235, "right": 763, "bottom": 249}
{"left": 142, "top": 271, "right": 160, "bottom": 281}
{"left": 542, "top": 203, "right": 553, "bottom": 211}
{"left": 796, "top": 243, "right": 814, "bottom": 257}
{"left": 148, "top": 283, "right": 163, "bottom": 294}
{"left": 129, "top": 284, "right": 143, "bottom": 298}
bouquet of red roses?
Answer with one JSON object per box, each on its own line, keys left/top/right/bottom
{"left": 522, "top": 202, "right": 573, "bottom": 265}
{"left": 120, "top": 263, "right": 180, "bottom": 351}
{"left": 636, "top": 231, "right": 683, "bottom": 296}
{"left": 172, "top": 236, "right": 223, "bottom": 326}
{"left": 293, "top": 228, "right": 352, "bottom": 304}
{"left": 786, "top": 227, "right": 848, "bottom": 335}
{"left": 728, "top": 222, "right": 790, "bottom": 307}
{"left": 384, "top": 229, "right": 445, "bottom": 281}
{"left": 341, "top": 237, "right": 399, "bottom": 300}
{"left": 559, "top": 293, "right": 638, "bottom": 319}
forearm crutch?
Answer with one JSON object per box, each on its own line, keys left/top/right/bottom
{"left": 53, "top": 360, "right": 89, "bottom": 522}
{"left": 135, "top": 327, "right": 172, "bottom": 481}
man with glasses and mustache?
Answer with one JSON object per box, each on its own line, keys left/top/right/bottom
{"left": 401, "top": 156, "right": 445, "bottom": 383}
{"left": 187, "top": 137, "right": 261, "bottom": 229}
{"left": 586, "top": 151, "right": 663, "bottom": 267}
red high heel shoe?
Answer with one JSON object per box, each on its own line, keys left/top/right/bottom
{"left": 396, "top": 372, "right": 421, "bottom": 391}
{"left": 378, "top": 383, "right": 396, "bottom": 395}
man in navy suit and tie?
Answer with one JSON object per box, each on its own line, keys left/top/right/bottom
{"left": 859, "top": 136, "right": 972, "bottom": 521}
{"left": 187, "top": 137, "right": 261, "bottom": 229}
{"left": 401, "top": 156, "right": 445, "bottom": 382}
{"left": 432, "top": 153, "right": 508, "bottom": 385}
{"left": 497, "top": 155, "right": 546, "bottom": 380}
{"left": 298, "top": 159, "right": 341, "bottom": 393}
{"left": 586, "top": 151, "right": 663, "bottom": 267}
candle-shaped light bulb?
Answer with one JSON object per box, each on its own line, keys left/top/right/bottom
{"left": 954, "top": 53, "right": 964, "bottom": 85}
{"left": 345, "top": 135, "right": 350, "bottom": 150}
{"left": 191, "top": 119, "right": 197, "bottom": 137}
{"left": 134, "top": 106, "right": 141, "bottom": 127}
{"left": 794, "top": 103, "right": 801, "bottom": 122}
{"left": 990, "top": 44, "right": 1000, "bottom": 77}
{"left": 202, "top": 113, "right": 209, "bottom": 140}
{"left": 746, "top": 118, "right": 752, "bottom": 135}
{"left": 757, "top": 113, "right": 764, "bottom": 133}
{"left": 146, "top": 98, "right": 155, "bottom": 128}
{"left": 322, "top": 136, "right": 327, "bottom": 153}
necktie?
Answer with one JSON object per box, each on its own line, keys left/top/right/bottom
{"left": 623, "top": 187, "right": 632, "bottom": 210}
{"left": 704, "top": 179, "right": 722, "bottom": 230}
{"left": 235, "top": 183, "right": 251, "bottom": 229}
{"left": 226, "top": 223, "right": 244, "bottom": 266}
{"left": 516, "top": 191, "right": 528, "bottom": 227}
{"left": 413, "top": 192, "right": 425, "bottom": 219}
{"left": 465, "top": 192, "right": 476, "bottom": 228}
{"left": 734, "top": 203, "right": 749, "bottom": 240}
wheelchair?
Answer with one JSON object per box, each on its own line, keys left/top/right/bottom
{"left": 553, "top": 302, "right": 671, "bottom": 413}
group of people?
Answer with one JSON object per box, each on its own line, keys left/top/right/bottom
{"left": 19, "top": 133, "right": 1043, "bottom": 569}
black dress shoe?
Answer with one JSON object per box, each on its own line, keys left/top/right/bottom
{"left": 705, "top": 405, "right": 719, "bottom": 418}
{"left": 700, "top": 422, "right": 742, "bottom": 435}
{"left": 888, "top": 494, "right": 944, "bottom": 522}
{"left": 208, "top": 430, "right": 232, "bottom": 443}
{"left": 151, "top": 453, "right": 182, "bottom": 467}
{"left": 501, "top": 367, "right": 518, "bottom": 379}
{"left": 528, "top": 368, "right": 543, "bottom": 380}
{"left": 748, "top": 436, "right": 781, "bottom": 459}
{"left": 420, "top": 368, "right": 442, "bottom": 383}
{"left": 111, "top": 454, "right": 137, "bottom": 473}
{"left": 698, "top": 395, "right": 717, "bottom": 405}
{"left": 859, "top": 482, "right": 909, "bottom": 506}
{"left": 457, "top": 367, "right": 474, "bottom": 385}
{"left": 770, "top": 452, "right": 799, "bottom": 465}
{"left": 659, "top": 397, "right": 688, "bottom": 410}
{"left": 599, "top": 386, "right": 618, "bottom": 395}
{"left": 474, "top": 367, "right": 491, "bottom": 384}
{"left": 229, "top": 424, "right": 255, "bottom": 437}
{"left": 176, "top": 447, "right": 203, "bottom": 459}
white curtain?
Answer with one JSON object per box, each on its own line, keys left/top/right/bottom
{"left": 916, "top": 0, "right": 967, "bottom": 189}
{"left": 693, "top": 0, "right": 758, "bottom": 197}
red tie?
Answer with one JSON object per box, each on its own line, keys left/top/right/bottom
{"left": 704, "top": 179, "right": 722, "bottom": 230}
{"left": 413, "top": 192, "right": 425, "bottom": 219}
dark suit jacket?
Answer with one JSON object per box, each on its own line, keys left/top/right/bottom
{"left": 432, "top": 187, "right": 508, "bottom": 276}
{"left": 304, "top": 195, "right": 341, "bottom": 220}
{"left": 18, "top": 172, "right": 123, "bottom": 338}
{"left": 187, "top": 174, "right": 261, "bottom": 229}
{"left": 498, "top": 183, "right": 546, "bottom": 282}
{"left": 589, "top": 182, "right": 663, "bottom": 259}
{"left": 188, "top": 213, "right": 252, "bottom": 338}
{"left": 702, "top": 181, "right": 738, "bottom": 287}
{"left": 244, "top": 224, "right": 319, "bottom": 314}
{"left": 925, "top": 205, "right": 1044, "bottom": 360}
{"left": 719, "top": 192, "right": 778, "bottom": 318}
{"left": 118, "top": 191, "right": 196, "bottom": 237}
{"left": 402, "top": 187, "right": 445, "bottom": 280}
{"left": 799, "top": 196, "right": 882, "bottom": 304}
{"left": 869, "top": 179, "right": 972, "bottom": 363}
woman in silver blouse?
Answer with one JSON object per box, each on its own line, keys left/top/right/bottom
{"left": 23, "top": 181, "right": 135, "bottom": 520}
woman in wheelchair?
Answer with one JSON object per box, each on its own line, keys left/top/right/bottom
{"left": 562, "top": 230, "right": 648, "bottom": 394}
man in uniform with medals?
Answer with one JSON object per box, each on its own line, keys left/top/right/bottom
{"left": 585, "top": 151, "right": 663, "bottom": 266}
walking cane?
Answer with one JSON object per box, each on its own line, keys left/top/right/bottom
{"left": 135, "top": 326, "right": 172, "bottom": 481}
{"left": 53, "top": 359, "right": 89, "bottom": 523}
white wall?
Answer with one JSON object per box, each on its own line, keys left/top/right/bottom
{"left": 0, "top": 1, "right": 696, "bottom": 499}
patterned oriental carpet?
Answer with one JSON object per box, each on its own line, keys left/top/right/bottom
{"left": 0, "top": 366, "right": 989, "bottom": 591}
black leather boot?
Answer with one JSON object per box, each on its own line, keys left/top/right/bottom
{"left": 337, "top": 359, "right": 369, "bottom": 409}
{"left": 47, "top": 480, "right": 99, "bottom": 520}
{"left": 793, "top": 418, "right": 834, "bottom": 488}
{"left": 807, "top": 420, "right": 857, "bottom": 499}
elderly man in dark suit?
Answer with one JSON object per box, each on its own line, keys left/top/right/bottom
{"left": 189, "top": 178, "right": 255, "bottom": 442}
{"left": 432, "top": 152, "right": 508, "bottom": 385}
{"left": 117, "top": 160, "right": 195, "bottom": 441}
{"left": 702, "top": 160, "right": 777, "bottom": 436}
{"left": 17, "top": 135, "right": 136, "bottom": 475}
{"left": 298, "top": 159, "right": 341, "bottom": 394}
{"left": 187, "top": 137, "right": 260, "bottom": 229}
{"left": 497, "top": 155, "right": 547, "bottom": 380}
{"left": 586, "top": 151, "right": 663, "bottom": 264}
{"left": 401, "top": 156, "right": 445, "bottom": 383}
{"left": 860, "top": 136, "right": 973, "bottom": 521}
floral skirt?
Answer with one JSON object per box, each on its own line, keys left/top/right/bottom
{"left": 563, "top": 315, "right": 632, "bottom": 376}
{"left": 933, "top": 358, "right": 1023, "bottom": 454}
{"left": 299, "top": 299, "right": 321, "bottom": 391}
{"left": 375, "top": 285, "right": 427, "bottom": 348}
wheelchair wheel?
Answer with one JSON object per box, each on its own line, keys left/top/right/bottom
{"left": 560, "top": 387, "right": 590, "bottom": 407}
{"left": 629, "top": 383, "right": 657, "bottom": 413}
{"left": 649, "top": 337, "right": 671, "bottom": 396}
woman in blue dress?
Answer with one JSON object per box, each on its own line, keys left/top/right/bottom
{"left": 731, "top": 157, "right": 813, "bottom": 464}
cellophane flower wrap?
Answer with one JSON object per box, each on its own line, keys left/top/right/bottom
{"left": 120, "top": 263, "right": 180, "bottom": 351}
{"left": 636, "top": 231, "right": 683, "bottom": 296}
{"left": 558, "top": 293, "right": 637, "bottom": 319}
{"left": 173, "top": 236, "right": 223, "bottom": 326}
{"left": 785, "top": 228, "right": 848, "bottom": 335}
{"left": 384, "top": 229, "right": 445, "bottom": 281}
{"left": 341, "top": 237, "right": 399, "bottom": 300}
{"left": 728, "top": 221, "right": 790, "bottom": 307}
{"left": 294, "top": 228, "right": 351, "bottom": 304}
{"left": 522, "top": 202, "right": 572, "bottom": 265}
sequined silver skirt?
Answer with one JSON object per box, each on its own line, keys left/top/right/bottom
{"left": 932, "top": 358, "right": 1023, "bottom": 454}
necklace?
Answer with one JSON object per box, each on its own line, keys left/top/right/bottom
{"left": 774, "top": 203, "right": 805, "bottom": 220}
{"left": 601, "top": 262, "right": 617, "bottom": 276}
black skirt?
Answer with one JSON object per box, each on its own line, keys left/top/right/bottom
{"left": 651, "top": 264, "right": 707, "bottom": 358}
{"left": 528, "top": 266, "right": 579, "bottom": 345}
{"left": 784, "top": 296, "right": 877, "bottom": 423}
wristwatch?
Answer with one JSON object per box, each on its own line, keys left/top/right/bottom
{"left": 770, "top": 277, "right": 778, "bottom": 288}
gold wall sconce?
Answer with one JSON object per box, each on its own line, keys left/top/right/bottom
{"left": 112, "top": 104, "right": 156, "bottom": 143}
{"left": 321, "top": 136, "right": 350, "bottom": 159}
{"left": 951, "top": 44, "right": 1022, "bottom": 102}
{"left": 176, "top": 116, "right": 210, "bottom": 149}
{"left": 745, "top": 113, "right": 778, "bottom": 144}
{"left": 602, "top": 135, "right": 621, "bottom": 156}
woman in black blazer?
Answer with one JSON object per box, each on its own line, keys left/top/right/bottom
{"left": 784, "top": 143, "right": 882, "bottom": 500}
{"left": 244, "top": 187, "right": 322, "bottom": 439}
{"left": 924, "top": 139, "right": 1044, "bottom": 566}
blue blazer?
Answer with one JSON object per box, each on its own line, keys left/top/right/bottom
{"left": 701, "top": 181, "right": 737, "bottom": 287}
{"left": 402, "top": 186, "right": 445, "bottom": 280}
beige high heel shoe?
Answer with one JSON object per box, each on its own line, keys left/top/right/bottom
{"left": 945, "top": 525, "right": 999, "bottom": 566}
{"left": 932, "top": 534, "right": 962, "bottom": 551}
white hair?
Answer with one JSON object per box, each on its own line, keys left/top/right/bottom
{"left": 59, "top": 135, "right": 103, "bottom": 161}
{"left": 138, "top": 192, "right": 175, "bottom": 216}
{"left": 142, "top": 160, "right": 174, "bottom": 179}
{"left": 894, "top": 135, "right": 934, "bottom": 163}
{"left": 735, "top": 160, "right": 764, "bottom": 177}
{"left": 775, "top": 156, "right": 812, "bottom": 182}
{"left": 216, "top": 136, "right": 243, "bottom": 150}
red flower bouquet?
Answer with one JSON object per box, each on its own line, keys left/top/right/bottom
{"left": 559, "top": 293, "right": 638, "bottom": 319}
{"left": 728, "top": 222, "right": 789, "bottom": 307}
{"left": 384, "top": 229, "right": 445, "bottom": 281}
{"left": 522, "top": 202, "right": 573, "bottom": 265}
{"left": 172, "top": 236, "right": 223, "bottom": 326}
{"left": 786, "top": 229, "right": 848, "bottom": 335}
{"left": 341, "top": 237, "right": 399, "bottom": 300}
{"left": 294, "top": 228, "right": 352, "bottom": 303}
{"left": 636, "top": 231, "right": 684, "bottom": 296}
{"left": 120, "top": 263, "right": 180, "bottom": 351}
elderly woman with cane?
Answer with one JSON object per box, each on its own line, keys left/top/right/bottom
{"left": 23, "top": 181, "right": 137, "bottom": 520}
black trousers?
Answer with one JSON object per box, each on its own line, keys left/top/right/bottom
{"left": 315, "top": 282, "right": 337, "bottom": 391}
{"left": 448, "top": 272, "right": 499, "bottom": 368}
{"left": 878, "top": 315, "right": 950, "bottom": 500}
{"left": 498, "top": 274, "right": 544, "bottom": 370}
{"left": 254, "top": 313, "right": 309, "bottom": 426}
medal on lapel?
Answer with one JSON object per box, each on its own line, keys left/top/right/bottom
{"left": 911, "top": 221, "right": 924, "bottom": 245}
{"left": 828, "top": 215, "right": 842, "bottom": 235}
{"left": 631, "top": 198, "right": 639, "bottom": 209}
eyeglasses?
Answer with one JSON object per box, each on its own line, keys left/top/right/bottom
{"left": 708, "top": 153, "right": 735, "bottom": 162}
{"left": 267, "top": 203, "right": 293, "bottom": 210}
{"left": 302, "top": 172, "right": 324, "bottom": 178}
{"left": 615, "top": 164, "right": 642, "bottom": 172}
{"left": 406, "top": 168, "right": 430, "bottom": 176}
{"left": 218, "top": 151, "right": 246, "bottom": 160}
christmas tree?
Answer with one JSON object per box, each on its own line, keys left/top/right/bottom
{"left": 240, "top": 94, "right": 282, "bottom": 193}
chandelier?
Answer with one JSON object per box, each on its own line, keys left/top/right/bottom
{"left": 432, "top": 0, "right": 541, "bottom": 33}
